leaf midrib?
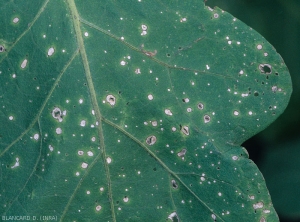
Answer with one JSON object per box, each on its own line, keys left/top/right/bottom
{"left": 63, "top": 1, "right": 116, "bottom": 221}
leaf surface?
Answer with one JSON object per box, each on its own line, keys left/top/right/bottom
{"left": 0, "top": 0, "right": 292, "bottom": 221}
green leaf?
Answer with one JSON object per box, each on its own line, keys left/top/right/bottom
{"left": 0, "top": 0, "right": 292, "bottom": 221}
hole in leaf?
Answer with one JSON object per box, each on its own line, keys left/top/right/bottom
{"left": 0, "top": 45, "right": 5, "bottom": 52}
{"left": 177, "top": 148, "right": 187, "bottom": 157}
{"left": 180, "top": 125, "right": 189, "bottom": 135}
{"left": 168, "top": 212, "right": 179, "bottom": 222}
{"left": 146, "top": 135, "right": 157, "bottom": 145}
{"left": 171, "top": 180, "right": 178, "bottom": 189}
{"left": 258, "top": 64, "right": 272, "bottom": 74}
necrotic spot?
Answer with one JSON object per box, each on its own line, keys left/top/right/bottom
{"left": 146, "top": 135, "right": 157, "bottom": 145}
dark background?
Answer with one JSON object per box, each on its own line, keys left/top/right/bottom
{"left": 206, "top": 0, "right": 300, "bottom": 221}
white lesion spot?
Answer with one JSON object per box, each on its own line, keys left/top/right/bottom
{"left": 135, "top": 68, "right": 141, "bottom": 74}
{"left": 21, "top": 59, "right": 28, "bottom": 69}
{"left": 81, "top": 162, "right": 88, "bottom": 169}
{"left": 233, "top": 110, "right": 239, "bottom": 116}
{"left": 141, "top": 24, "right": 148, "bottom": 35}
{"left": 52, "top": 107, "right": 66, "bottom": 122}
{"left": 181, "top": 125, "right": 189, "bottom": 135}
{"left": 87, "top": 151, "right": 94, "bottom": 156}
{"left": 232, "top": 156, "right": 238, "bottom": 160}
{"left": 49, "top": 145, "right": 54, "bottom": 152}
{"left": 213, "top": 13, "right": 219, "bottom": 18}
{"left": 253, "top": 202, "right": 264, "bottom": 209}
{"left": 211, "top": 214, "right": 217, "bottom": 220}
{"left": 257, "top": 44, "right": 263, "bottom": 50}
{"left": 198, "top": 103, "right": 204, "bottom": 110}
{"left": 78, "top": 151, "right": 84, "bottom": 156}
{"left": 33, "top": 133, "right": 39, "bottom": 141}
{"left": 56, "top": 127, "right": 62, "bottom": 135}
{"left": 146, "top": 135, "right": 157, "bottom": 145}
{"left": 123, "top": 196, "right": 129, "bottom": 202}
{"left": 47, "top": 47, "right": 55, "bottom": 57}
{"left": 204, "top": 115, "right": 211, "bottom": 123}
{"left": 177, "top": 148, "right": 186, "bottom": 158}
{"left": 168, "top": 212, "right": 179, "bottom": 221}
{"left": 11, "top": 157, "right": 20, "bottom": 169}
{"left": 148, "top": 94, "right": 153, "bottom": 100}
{"left": 80, "top": 120, "right": 86, "bottom": 127}
{"left": 106, "top": 157, "right": 112, "bottom": 164}
{"left": 9, "top": 116, "right": 14, "bottom": 120}
{"left": 13, "top": 17, "right": 19, "bottom": 23}
{"left": 96, "top": 205, "right": 102, "bottom": 211}
{"left": 151, "top": 121, "right": 158, "bottom": 127}
{"left": 106, "top": 95, "right": 116, "bottom": 106}
{"left": 165, "top": 109, "right": 173, "bottom": 116}
{"left": 84, "top": 32, "right": 89, "bottom": 37}
{"left": 180, "top": 18, "right": 187, "bottom": 22}
{"left": 120, "top": 60, "right": 126, "bottom": 66}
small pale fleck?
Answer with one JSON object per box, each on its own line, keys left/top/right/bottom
{"left": 120, "top": 60, "right": 126, "bottom": 66}
{"left": 218, "top": 192, "right": 222, "bottom": 196}
{"left": 9, "top": 116, "right": 14, "bottom": 120}
{"left": 84, "top": 32, "right": 89, "bottom": 37}
{"left": 248, "top": 111, "right": 253, "bottom": 115}
{"left": 228, "top": 41, "right": 232, "bottom": 44}
{"left": 233, "top": 110, "right": 239, "bottom": 116}
{"left": 172, "top": 127, "right": 176, "bottom": 132}
{"left": 12, "top": 74, "right": 16, "bottom": 78}
{"left": 180, "top": 18, "right": 187, "bottom": 22}
{"left": 123, "top": 197, "right": 129, "bottom": 202}
{"left": 91, "top": 137, "right": 96, "bottom": 142}
{"left": 211, "top": 214, "right": 216, "bottom": 220}
{"left": 100, "top": 187, "right": 104, "bottom": 191}
{"left": 76, "top": 172, "right": 80, "bottom": 176}
{"left": 206, "top": 64, "right": 210, "bottom": 70}
{"left": 56, "top": 127, "right": 62, "bottom": 135}
{"left": 21, "top": 59, "right": 28, "bottom": 69}
{"left": 47, "top": 47, "right": 55, "bottom": 56}
{"left": 187, "top": 108, "right": 192, "bottom": 112}
{"left": 214, "top": 13, "right": 219, "bottom": 18}
{"left": 81, "top": 162, "right": 88, "bottom": 169}
{"left": 79, "top": 99, "right": 83, "bottom": 104}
